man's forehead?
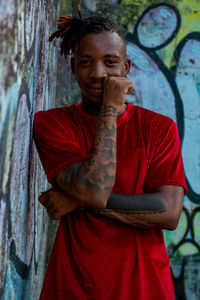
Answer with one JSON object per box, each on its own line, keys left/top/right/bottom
{"left": 74, "top": 31, "right": 126, "bottom": 58}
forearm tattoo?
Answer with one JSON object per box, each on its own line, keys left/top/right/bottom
{"left": 105, "top": 193, "right": 166, "bottom": 214}
{"left": 96, "top": 193, "right": 167, "bottom": 228}
{"left": 59, "top": 105, "right": 118, "bottom": 196}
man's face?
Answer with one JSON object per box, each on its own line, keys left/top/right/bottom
{"left": 71, "top": 31, "right": 130, "bottom": 107}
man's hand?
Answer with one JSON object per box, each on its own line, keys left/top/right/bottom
{"left": 38, "top": 188, "right": 80, "bottom": 220}
{"left": 103, "top": 76, "right": 133, "bottom": 112}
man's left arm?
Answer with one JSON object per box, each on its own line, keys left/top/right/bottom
{"left": 98, "top": 185, "right": 184, "bottom": 230}
{"left": 39, "top": 184, "right": 184, "bottom": 230}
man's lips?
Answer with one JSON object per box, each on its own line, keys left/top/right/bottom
{"left": 87, "top": 85, "right": 103, "bottom": 96}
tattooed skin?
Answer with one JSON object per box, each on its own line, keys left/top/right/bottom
{"left": 95, "top": 209, "right": 163, "bottom": 229}
{"left": 55, "top": 101, "right": 183, "bottom": 228}
{"left": 106, "top": 193, "right": 166, "bottom": 213}
{"left": 93, "top": 192, "right": 167, "bottom": 229}
{"left": 56, "top": 104, "right": 118, "bottom": 208}
{"left": 84, "top": 192, "right": 167, "bottom": 229}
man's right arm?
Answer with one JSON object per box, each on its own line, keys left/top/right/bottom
{"left": 55, "top": 77, "right": 133, "bottom": 209}
{"left": 56, "top": 104, "right": 117, "bottom": 209}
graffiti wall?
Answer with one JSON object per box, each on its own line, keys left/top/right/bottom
{"left": 0, "top": 0, "right": 70, "bottom": 299}
{"left": 0, "top": 0, "right": 199, "bottom": 299}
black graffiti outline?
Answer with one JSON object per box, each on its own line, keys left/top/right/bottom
{"left": 8, "top": 83, "right": 32, "bottom": 281}
{"left": 168, "top": 206, "right": 200, "bottom": 257}
{"left": 130, "top": 2, "right": 182, "bottom": 52}
{"left": 126, "top": 3, "right": 200, "bottom": 204}
{"left": 168, "top": 205, "right": 200, "bottom": 300}
{"left": 125, "top": 2, "right": 185, "bottom": 141}
{"left": 172, "top": 31, "right": 200, "bottom": 203}
{"left": 171, "top": 258, "right": 187, "bottom": 300}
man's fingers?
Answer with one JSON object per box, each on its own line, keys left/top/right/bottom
{"left": 39, "top": 197, "right": 60, "bottom": 219}
{"left": 38, "top": 189, "right": 62, "bottom": 221}
{"left": 38, "top": 195, "right": 45, "bottom": 204}
{"left": 38, "top": 194, "right": 44, "bottom": 203}
{"left": 38, "top": 193, "right": 49, "bottom": 206}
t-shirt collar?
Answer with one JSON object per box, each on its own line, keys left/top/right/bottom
{"left": 77, "top": 101, "right": 133, "bottom": 127}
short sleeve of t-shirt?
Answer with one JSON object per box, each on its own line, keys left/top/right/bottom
{"left": 33, "top": 109, "right": 86, "bottom": 183}
{"left": 146, "top": 117, "right": 187, "bottom": 194}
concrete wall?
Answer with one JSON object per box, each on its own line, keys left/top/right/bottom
{"left": 0, "top": 0, "right": 67, "bottom": 299}
{"left": 0, "top": 0, "right": 199, "bottom": 299}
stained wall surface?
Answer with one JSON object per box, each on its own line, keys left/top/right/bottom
{"left": 0, "top": 0, "right": 68, "bottom": 299}
{"left": 0, "top": 0, "right": 199, "bottom": 299}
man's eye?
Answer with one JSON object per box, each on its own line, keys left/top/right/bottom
{"left": 106, "top": 60, "right": 118, "bottom": 65}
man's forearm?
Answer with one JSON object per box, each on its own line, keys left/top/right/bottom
{"left": 42, "top": 184, "right": 183, "bottom": 228}
{"left": 106, "top": 193, "right": 166, "bottom": 213}
{"left": 96, "top": 185, "right": 183, "bottom": 230}
{"left": 95, "top": 192, "right": 168, "bottom": 229}
{"left": 56, "top": 105, "right": 118, "bottom": 208}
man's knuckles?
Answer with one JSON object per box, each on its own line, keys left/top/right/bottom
{"left": 104, "top": 77, "right": 132, "bottom": 94}
{"left": 38, "top": 194, "right": 46, "bottom": 204}
{"left": 39, "top": 193, "right": 55, "bottom": 208}
{"left": 105, "top": 76, "right": 125, "bottom": 86}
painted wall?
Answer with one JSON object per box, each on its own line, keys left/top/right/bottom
{"left": 0, "top": 0, "right": 69, "bottom": 299}
{"left": 0, "top": 0, "right": 199, "bottom": 299}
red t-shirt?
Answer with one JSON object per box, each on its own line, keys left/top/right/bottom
{"left": 33, "top": 102, "right": 187, "bottom": 300}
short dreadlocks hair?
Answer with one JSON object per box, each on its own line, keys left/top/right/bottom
{"left": 49, "top": 16, "right": 125, "bottom": 59}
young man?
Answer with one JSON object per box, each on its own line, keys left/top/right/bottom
{"left": 34, "top": 15, "right": 187, "bottom": 300}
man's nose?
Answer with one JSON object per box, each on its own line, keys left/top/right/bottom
{"left": 89, "top": 62, "right": 107, "bottom": 79}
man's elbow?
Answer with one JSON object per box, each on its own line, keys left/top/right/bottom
{"left": 162, "top": 191, "right": 183, "bottom": 231}
{"left": 164, "top": 218, "right": 179, "bottom": 231}
{"left": 164, "top": 208, "right": 182, "bottom": 231}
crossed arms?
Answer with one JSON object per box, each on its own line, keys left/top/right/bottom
{"left": 39, "top": 100, "right": 184, "bottom": 230}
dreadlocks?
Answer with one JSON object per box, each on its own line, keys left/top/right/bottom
{"left": 49, "top": 16, "right": 125, "bottom": 59}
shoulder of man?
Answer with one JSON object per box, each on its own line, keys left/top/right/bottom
{"left": 133, "top": 105, "right": 176, "bottom": 132}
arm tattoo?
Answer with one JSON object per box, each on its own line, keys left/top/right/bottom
{"left": 58, "top": 105, "right": 118, "bottom": 201}
{"left": 80, "top": 105, "right": 117, "bottom": 194}
{"left": 94, "top": 193, "right": 167, "bottom": 228}
{"left": 105, "top": 193, "right": 166, "bottom": 214}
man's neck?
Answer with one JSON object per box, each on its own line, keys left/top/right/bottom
{"left": 82, "top": 101, "right": 127, "bottom": 116}
{"left": 81, "top": 101, "right": 101, "bottom": 116}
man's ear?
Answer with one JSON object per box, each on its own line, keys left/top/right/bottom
{"left": 124, "top": 58, "right": 131, "bottom": 76}
{"left": 71, "top": 56, "right": 75, "bottom": 74}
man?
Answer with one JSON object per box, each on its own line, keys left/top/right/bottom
{"left": 34, "top": 15, "right": 187, "bottom": 300}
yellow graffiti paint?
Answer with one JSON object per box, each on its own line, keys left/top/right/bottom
{"left": 161, "top": 0, "right": 200, "bottom": 67}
